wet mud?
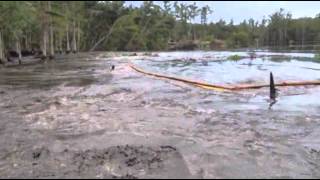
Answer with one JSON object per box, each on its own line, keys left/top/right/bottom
{"left": 0, "top": 51, "right": 320, "bottom": 178}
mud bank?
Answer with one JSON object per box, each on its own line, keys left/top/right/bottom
{"left": 0, "top": 51, "right": 320, "bottom": 178}
{"left": 1, "top": 144, "right": 192, "bottom": 179}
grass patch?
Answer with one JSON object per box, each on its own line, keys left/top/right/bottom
{"left": 315, "top": 54, "right": 320, "bottom": 61}
{"left": 228, "top": 54, "right": 242, "bottom": 61}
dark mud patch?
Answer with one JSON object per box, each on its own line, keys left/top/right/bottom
{"left": 0, "top": 145, "right": 193, "bottom": 179}
{"left": 54, "top": 129, "right": 107, "bottom": 141}
{"left": 64, "top": 77, "right": 97, "bottom": 87}
{"left": 71, "top": 145, "right": 192, "bottom": 179}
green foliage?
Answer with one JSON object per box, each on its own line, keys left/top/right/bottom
{"left": 228, "top": 54, "right": 242, "bottom": 61}
{"left": 200, "top": 5, "right": 213, "bottom": 25}
{"left": 107, "top": 12, "right": 142, "bottom": 51}
{"left": 3, "top": 1, "right": 320, "bottom": 53}
{"left": 315, "top": 54, "right": 320, "bottom": 61}
{"left": 226, "top": 31, "right": 250, "bottom": 48}
{"left": 201, "top": 35, "right": 215, "bottom": 42}
{"left": 0, "top": 2, "right": 34, "bottom": 38}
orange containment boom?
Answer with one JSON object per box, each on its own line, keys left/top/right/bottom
{"left": 129, "top": 63, "right": 320, "bottom": 91}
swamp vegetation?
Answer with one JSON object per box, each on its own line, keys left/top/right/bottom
{"left": 1, "top": 1, "right": 320, "bottom": 65}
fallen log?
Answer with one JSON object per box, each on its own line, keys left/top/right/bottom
{"left": 129, "top": 63, "right": 320, "bottom": 91}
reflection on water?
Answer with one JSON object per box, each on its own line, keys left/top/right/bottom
{"left": 134, "top": 54, "right": 320, "bottom": 85}
{"left": 0, "top": 54, "right": 113, "bottom": 89}
{"left": 133, "top": 51, "right": 320, "bottom": 113}
{"left": 0, "top": 51, "right": 320, "bottom": 178}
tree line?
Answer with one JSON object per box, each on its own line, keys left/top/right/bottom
{"left": 0, "top": 1, "right": 83, "bottom": 64}
{"left": 212, "top": 8, "right": 320, "bottom": 50}
{"left": 1, "top": 1, "right": 320, "bottom": 64}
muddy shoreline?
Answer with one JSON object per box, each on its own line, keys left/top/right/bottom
{"left": 0, "top": 51, "right": 320, "bottom": 178}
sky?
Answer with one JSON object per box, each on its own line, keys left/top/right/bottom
{"left": 125, "top": 1, "right": 320, "bottom": 24}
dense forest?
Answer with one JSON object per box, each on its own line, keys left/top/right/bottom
{"left": 1, "top": 1, "right": 320, "bottom": 63}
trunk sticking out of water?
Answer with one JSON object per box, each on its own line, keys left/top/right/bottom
{"left": 270, "top": 72, "right": 276, "bottom": 100}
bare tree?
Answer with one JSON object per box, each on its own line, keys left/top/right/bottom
{"left": 0, "top": 30, "right": 5, "bottom": 63}
{"left": 72, "top": 20, "right": 77, "bottom": 53}
{"left": 66, "top": 23, "right": 71, "bottom": 53}
{"left": 48, "top": 1, "right": 54, "bottom": 59}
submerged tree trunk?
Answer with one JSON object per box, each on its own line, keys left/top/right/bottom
{"left": 270, "top": 72, "right": 276, "bottom": 100}
{"left": 72, "top": 21, "right": 77, "bottom": 53}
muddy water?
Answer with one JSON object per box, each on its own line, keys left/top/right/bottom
{"left": 0, "top": 51, "right": 320, "bottom": 178}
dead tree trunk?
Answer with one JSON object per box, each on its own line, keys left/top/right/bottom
{"left": 24, "top": 32, "right": 31, "bottom": 50}
{"left": 28, "top": 35, "right": 31, "bottom": 50}
{"left": 59, "top": 34, "right": 63, "bottom": 54}
{"left": 0, "top": 31, "right": 5, "bottom": 63}
{"left": 40, "top": 1, "right": 49, "bottom": 60}
{"left": 15, "top": 38, "right": 22, "bottom": 65}
{"left": 66, "top": 23, "right": 71, "bottom": 54}
{"left": 54, "top": 33, "right": 60, "bottom": 54}
{"left": 48, "top": 1, "right": 54, "bottom": 59}
{"left": 42, "top": 27, "right": 48, "bottom": 59}
{"left": 54, "top": 33, "right": 57, "bottom": 53}
{"left": 270, "top": 72, "right": 276, "bottom": 100}
{"left": 72, "top": 21, "right": 77, "bottom": 53}
{"left": 49, "top": 29, "right": 54, "bottom": 58}
{"left": 77, "top": 21, "right": 81, "bottom": 52}
{"left": 24, "top": 34, "right": 28, "bottom": 50}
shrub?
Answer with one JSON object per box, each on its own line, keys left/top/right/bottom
{"left": 228, "top": 54, "right": 242, "bottom": 61}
